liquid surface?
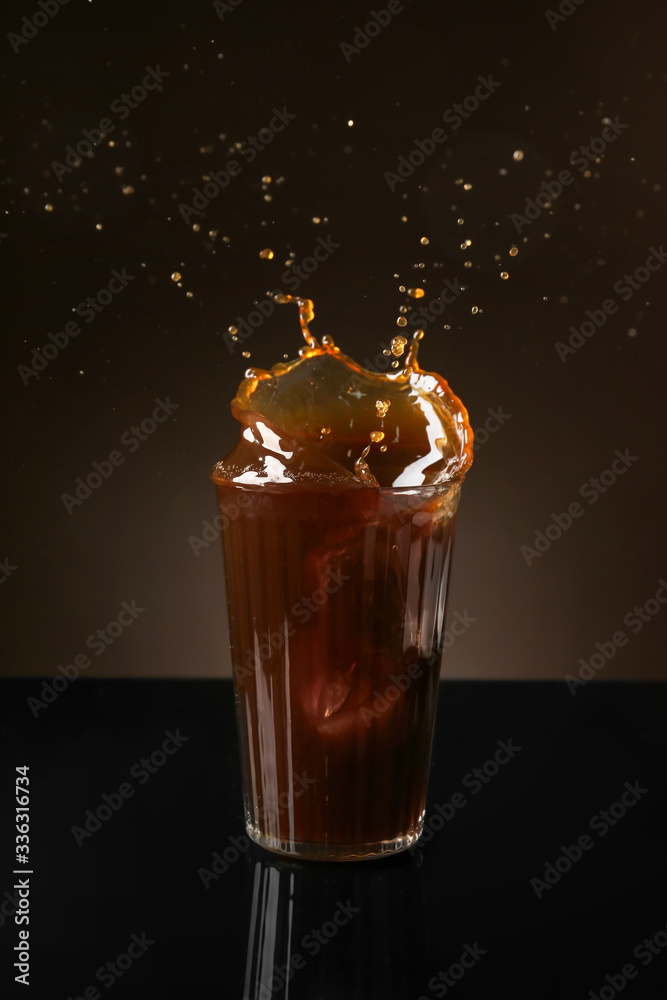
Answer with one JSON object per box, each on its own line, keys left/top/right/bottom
{"left": 211, "top": 296, "right": 473, "bottom": 489}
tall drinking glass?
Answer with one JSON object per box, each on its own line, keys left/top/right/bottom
{"left": 215, "top": 475, "right": 463, "bottom": 861}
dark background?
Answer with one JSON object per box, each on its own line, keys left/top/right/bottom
{"left": 2, "top": 0, "right": 667, "bottom": 680}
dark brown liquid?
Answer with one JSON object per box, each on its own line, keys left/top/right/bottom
{"left": 212, "top": 296, "right": 472, "bottom": 858}
{"left": 218, "top": 479, "right": 460, "bottom": 854}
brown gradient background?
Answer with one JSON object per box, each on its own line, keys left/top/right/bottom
{"left": 2, "top": 0, "right": 666, "bottom": 680}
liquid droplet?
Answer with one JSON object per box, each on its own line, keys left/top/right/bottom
{"left": 500, "top": 271, "right": 509, "bottom": 280}
{"left": 513, "top": 150, "right": 524, "bottom": 162}
{"left": 242, "top": 351, "right": 251, "bottom": 358}
{"left": 370, "top": 430, "right": 385, "bottom": 443}
{"left": 171, "top": 271, "right": 182, "bottom": 282}
{"left": 471, "top": 306, "right": 479, "bottom": 314}
{"left": 407, "top": 287, "right": 424, "bottom": 298}
{"left": 259, "top": 248, "right": 274, "bottom": 260}
{"left": 420, "top": 236, "right": 430, "bottom": 245}
{"left": 354, "top": 445, "right": 379, "bottom": 486}
{"left": 509, "top": 246, "right": 519, "bottom": 256}
{"left": 45, "top": 203, "right": 53, "bottom": 212}
{"left": 380, "top": 444, "right": 387, "bottom": 452}
{"left": 122, "top": 185, "right": 135, "bottom": 195}
{"left": 457, "top": 218, "right": 464, "bottom": 225}
{"left": 275, "top": 293, "right": 318, "bottom": 349}
{"left": 262, "top": 175, "right": 271, "bottom": 183}
{"left": 391, "top": 335, "right": 408, "bottom": 357}
{"left": 396, "top": 316, "right": 407, "bottom": 327}
{"left": 463, "top": 183, "right": 472, "bottom": 191}
{"left": 375, "top": 399, "right": 390, "bottom": 418}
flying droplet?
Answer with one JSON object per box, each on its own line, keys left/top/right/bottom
{"left": 95, "top": 223, "right": 102, "bottom": 230}
{"left": 370, "top": 430, "right": 385, "bottom": 443}
{"left": 407, "top": 288, "right": 424, "bottom": 298}
{"left": 471, "top": 306, "right": 479, "bottom": 314}
{"left": 420, "top": 236, "right": 429, "bottom": 245}
{"left": 375, "top": 399, "right": 390, "bottom": 418}
{"left": 509, "top": 246, "right": 518, "bottom": 256}
{"left": 171, "top": 271, "right": 182, "bottom": 282}
{"left": 464, "top": 261, "right": 472, "bottom": 268}
{"left": 457, "top": 218, "right": 464, "bottom": 225}
{"left": 45, "top": 203, "right": 53, "bottom": 212}
{"left": 513, "top": 150, "right": 524, "bottom": 161}
{"left": 380, "top": 444, "right": 387, "bottom": 452}
{"left": 396, "top": 316, "right": 407, "bottom": 327}
{"left": 391, "top": 335, "right": 408, "bottom": 357}
{"left": 500, "top": 271, "right": 509, "bottom": 280}
{"left": 122, "top": 185, "right": 135, "bottom": 195}
{"left": 242, "top": 351, "right": 251, "bottom": 358}
{"left": 186, "top": 291, "right": 193, "bottom": 298}
{"left": 463, "top": 183, "right": 472, "bottom": 191}
{"left": 347, "top": 119, "right": 354, "bottom": 126}
{"left": 262, "top": 175, "right": 272, "bottom": 183}
{"left": 321, "top": 426, "right": 331, "bottom": 435}
{"left": 259, "top": 248, "right": 274, "bottom": 260}
{"left": 391, "top": 359, "right": 399, "bottom": 367}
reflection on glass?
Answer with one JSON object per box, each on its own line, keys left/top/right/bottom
{"left": 241, "top": 846, "right": 428, "bottom": 999}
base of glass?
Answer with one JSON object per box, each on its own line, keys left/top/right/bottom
{"left": 246, "top": 819, "right": 423, "bottom": 862}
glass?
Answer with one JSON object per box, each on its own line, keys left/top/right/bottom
{"left": 216, "top": 477, "right": 463, "bottom": 861}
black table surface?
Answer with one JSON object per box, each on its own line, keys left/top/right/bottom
{"left": 1, "top": 679, "right": 666, "bottom": 999}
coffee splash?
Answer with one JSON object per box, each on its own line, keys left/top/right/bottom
{"left": 211, "top": 295, "right": 473, "bottom": 489}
